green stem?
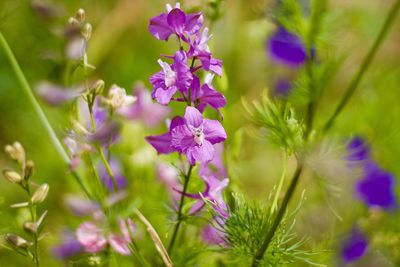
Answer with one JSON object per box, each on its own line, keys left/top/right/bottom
{"left": 97, "top": 145, "right": 119, "bottom": 191}
{"left": 167, "top": 165, "right": 193, "bottom": 254}
{"left": 0, "top": 32, "right": 70, "bottom": 164}
{"left": 270, "top": 153, "right": 288, "bottom": 215}
{"left": 252, "top": 165, "right": 303, "bottom": 267}
{"left": 322, "top": 0, "right": 400, "bottom": 133}
{"left": 26, "top": 184, "right": 39, "bottom": 267}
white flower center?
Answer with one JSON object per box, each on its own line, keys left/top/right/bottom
{"left": 190, "top": 126, "right": 204, "bottom": 145}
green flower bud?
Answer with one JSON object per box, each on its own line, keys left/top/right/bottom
{"left": 24, "top": 160, "right": 35, "bottom": 180}
{"left": 5, "top": 234, "right": 31, "bottom": 248}
{"left": 91, "top": 80, "right": 105, "bottom": 95}
{"left": 31, "top": 184, "right": 49, "bottom": 204}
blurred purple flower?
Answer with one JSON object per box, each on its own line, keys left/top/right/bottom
{"left": 347, "top": 137, "right": 370, "bottom": 163}
{"left": 65, "top": 195, "right": 99, "bottom": 216}
{"left": 149, "top": 3, "right": 203, "bottom": 42}
{"left": 150, "top": 51, "right": 193, "bottom": 105}
{"left": 273, "top": 78, "right": 293, "bottom": 98}
{"left": 156, "top": 162, "right": 181, "bottom": 201}
{"left": 201, "top": 221, "right": 225, "bottom": 246}
{"left": 267, "top": 27, "right": 307, "bottom": 67}
{"left": 188, "top": 27, "right": 222, "bottom": 76}
{"left": 36, "top": 81, "right": 82, "bottom": 106}
{"left": 200, "top": 142, "right": 227, "bottom": 180}
{"left": 119, "top": 83, "right": 170, "bottom": 127}
{"left": 190, "top": 75, "right": 226, "bottom": 113}
{"left": 356, "top": 162, "right": 397, "bottom": 210}
{"left": 171, "top": 107, "right": 226, "bottom": 165}
{"left": 98, "top": 157, "right": 128, "bottom": 191}
{"left": 340, "top": 227, "right": 368, "bottom": 264}
{"left": 52, "top": 230, "right": 82, "bottom": 260}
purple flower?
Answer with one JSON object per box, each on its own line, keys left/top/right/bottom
{"left": 65, "top": 195, "right": 99, "bottom": 216}
{"left": 36, "top": 81, "right": 82, "bottom": 106}
{"left": 150, "top": 51, "right": 193, "bottom": 105}
{"left": 356, "top": 162, "right": 397, "bottom": 209}
{"left": 149, "top": 3, "right": 203, "bottom": 42}
{"left": 146, "top": 107, "right": 226, "bottom": 165}
{"left": 340, "top": 227, "right": 368, "bottom": 264}
{"left": 52, "top": 230, "right": 82, "bottom": 260}
{"left": 267, "top": 27, "right": 307, "bottom": 67}
{"left": 347, "top": 137, "right": 370, "bottom": 163}
{"left": 273, "top": 78, "right": 293, "bottom": 98}
{"left": 156, "top": 162, "right": 181, "bottom": 201}
{"left": 190, "top": 75, "right": 226, "bottom": 113}
{"left": 188, "top": 28, "right": 223, "bottom": 76}
{"left": 119, "top": 83, "right": 170, "bottom": 127}
{"left": 201, "top": 221, "right": 225, "bottom": 246}
{"left": 171, "top": 107, "right": 226, "bottom": 165}
{"left": 98, "top": 157, "right": 128, "bottom": 191}
{"left": 200, "top": 142, "right": 227, "bottom": 180}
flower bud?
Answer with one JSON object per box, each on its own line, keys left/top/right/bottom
{"left": 68, "top": 17, "right": 80, "bottom": 27}
{"left": 23, "top": 221, "right": 37, "bottom": 234}
{"left": 91, "top": 80, "right": 105, "bottom": 95}
{"left": 2, "top": 170, "right": 22, "bottom": 184}
{"left": 24, "top": 160, "right": 35, "bottom": 180}
{"left": 81, "top": 23, "right": 92, "bottom": 40}
{"left": 4, "top": 142, "right": 25, "bottom": 164}
{"left": 5, "top": 234, "right": 31, "bottom": 248}
{"left": 76, "top": 8, "right": 85, "bottom": 23}
{"left": 31, "top": 184, "right": 49, "bottom": 204}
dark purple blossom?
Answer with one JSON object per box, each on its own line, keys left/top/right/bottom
{"left": 356, "top": 162, "right": 397, "bottom": 209}
{"left": 119, "top": 83, "right": 170, "bottom": 127}
{"left": 267, "top": 27, "right": 307, "bottom": 67}
{"left": 52, "top": 230, "right": 83, "bottom": 260}
{"left": 340, "top": 227, "right": 368, "bottom": 264}
{"left": 190, "top": 75, "right": 226, "bottom": 113}
{"left": 273, "top": 78, "right": 293, "bottom": 98}
{"left": 149, "top": 3, "right": 203, "bottom": 42}
{"left": 150, "top": 51, "right": 193, "bottom": 105}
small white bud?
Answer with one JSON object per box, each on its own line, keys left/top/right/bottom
{"left": 81, "top": 23, "right": 92, "bottom": 40}
{"left": 24, "top": 160, "right": 35, "bottom": 180}
{"left": 2, "top": 170, "right": 22, "bottom": 184}
{"left": 5, "top": 234, "right": 31, "bottom": 248}
{"left": 31, "top": 184, "right": 49, "bottom": 204}
{"left": 76, "top": 8, "right": 85, "bottom": 23}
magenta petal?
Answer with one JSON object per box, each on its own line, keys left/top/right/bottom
{"left": 154, "top": 86, "right": 178, "bottom": 105}
{"left": 209, "top": 58, "right": 223, "bottom": 76}
{"left": 109, "top": 234, "right": 131, "bottom": 255}
{"left": 167, "top": 8, "right": 186, "bottom": 34}
{"left": 171, "top": 125, "right": 195, "bottom": 152}
{"left": 185, "top": 13, "right": 204, "bottom": 35}
{"left": 76, "top": 222, "right": 107, "bottom": 253}
{"left": 200, "top": 84, "right": 227, "bottom": 111}
{"left": 145, "top": 132, "right": 174, "bottom": 154}
{"left": 203, "top": 119, "right": 227, "bottom": 144}
{"left": 149, "top": 13, "right": 173, "bottom": 40}
{"left": 186, "top": 140, "right": 215, "bottom": 164}
{"left": 170, "top": 116, "right": 185, "bottom": 130}
{"left": 184, "top": 106, "right": 203, "bottom": 128}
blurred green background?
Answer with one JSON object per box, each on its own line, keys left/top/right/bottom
{"left": 0, "top": 0, "right": 400, "bottom": 266}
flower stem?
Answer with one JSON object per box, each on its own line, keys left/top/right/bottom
{"left": 167, "top": 164, "right": 193, "bottom": 254}
{"left": 252, "top": 165, "right": 303, "bottom": 267}
{"left": 25, "top": 184, "right": 39, "bottom": 267}
{"left": 322, "top": 0, "right": 400, "bottom": 133}
{"left": 0, "top": 32, "right": 69, "bottom": 164}
{"left": 96, "top": 145, "right": 119, "bottom": 191}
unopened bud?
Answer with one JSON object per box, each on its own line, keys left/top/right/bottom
{"left": 31, "top": 184, "right": 49, "bottom": 204}
{"left": 3, "top": 170, "right": 22, "bottom": 184}
{"left": 91, "top": 80, "right": 105, "bottom": 95}
{"left": 5, "top": 234, "right": 31, "bottom": 248}
{"left": 81, "top": 23, "right": 92, "bottom": 40}
{"left": 68, "top": 17, "right": 79, "bottom": 27}
{"left": 4, "top": 142, "right": 25, "bottom": 164}
{"left": 24, "top": 160, "right": 35, "bottom": 180}
{"left": 23, "top": 222, "right": 37, "bottom": 234}
{"left": 76, "top": 9, "right": 85, "bottom": 23}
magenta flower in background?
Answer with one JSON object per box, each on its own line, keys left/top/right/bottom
{"left": 201, "top": 221, "right": 225, "bottom": 246}
{"left": 149, "top": 3, "right": 203, "bottom": 42}
{"left": 35, "top": 81, "right": 82, "bottom": 106}
{"left": 156, "top": 162, "right": 181, "bottom": 201}
{"left": 267, "top": 27, "right": 307, "bottom": 67}
{"left": 200, "top": 142, "right": 227, "bottom": 180}
{"left": 340, "top": 227, "right": 368, "bottom": 264}
{"left": 273, "top": 78, "right": 293, "bottom": 98}
{"left": 188, "top": 27, "right": 223, "bottom": 76}
{"left": 171, "top": 107, "right": 226, "bottom": 165}
{"left": 65, "top": 195, "right": 99, "bottom": 217}
{"left": 76, "top": 218, "right": 135, "bottom": 255}
{"left": 119, "top": 83, "right": 170, "bottom": 127}
{"left": 150, "top": 51, "right": 193, "bottom": 105}
{"left": 347, "top": 137, "right": 370, "bottom": 163}
{"left": 356, "top": 162, "right": 397, "bottom": 210}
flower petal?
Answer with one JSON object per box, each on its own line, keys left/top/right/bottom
{"left": 203, "top": 119, "right": 226, "bottom": 144}
{"left": 149, "top": 13, "right": 173, "bottom": 40}
{"left": 145, "top": 132, "right": 174, "bottom": 154}
{"left": 184, "top": 106, "right": 203, "bottom": 128}
{"left": 185, "top": 12, "right": 204, "bottom": 35}
{"left": 109, "top": 234, "right": 131, "bottom": 255}
{"left": 76, "top": 222, "right": 107, "bottom": 253}
{"left": 167, "top": 8, "right": 186, "bottom": 35}
{"left": 171, "top": 125, "right": 195, "bottom": 152}
{"left": 186, "top": 140, "right": 215, "bottom": 165}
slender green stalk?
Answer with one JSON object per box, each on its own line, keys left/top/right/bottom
{"left": 25, "top": 184, "right": 39, "bottom": 267}
{"left": 270, "top": 153, "right": 288, "bottom": 215}
{"left": 0, "top": 32, "right": 69, "bottom": 164}
{"left": 97, "top": 145, "right": 119, "bottom": 191}
{"left": 323, "top": 0, "right": 400, "bottom": 133}
{"left": 167, "top": 165, "right": 193, "bottom": 254}
{"left": 252, "top": 165, "right": 303, "bottom": 267}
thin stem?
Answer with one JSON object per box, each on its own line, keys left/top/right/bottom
{"left": 252, "top": 165, "right": 303, "bottom": 267}
{"left": 167, "top": 165, "right": 193, "bottom": 254}
{"left": 25, "top": 184, "right": 39, "bottom": 267}
{"left": 270, "top": 153, "right": 288, "bottom": 215}
{"left": 322, "top": 0, "right": 400, "bottom": 133}
{"left": 0, "top": 32, "right": 69, "bottom": 164}
{"left": 97, "top": 145, "right": 119, "bottom": 191}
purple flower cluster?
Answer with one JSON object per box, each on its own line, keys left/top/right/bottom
{"left": 347, "top": 137, "right": 397, "bottom": 210}
{"left": 340, "top": 227, "right": 368, "bottom": 264}
{"left": 147, "top": 3, "right": 228, "bottom": 245}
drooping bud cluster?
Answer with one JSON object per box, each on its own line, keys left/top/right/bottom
{"left": 2, "top": 142, "right": 48, "bottom": 265}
